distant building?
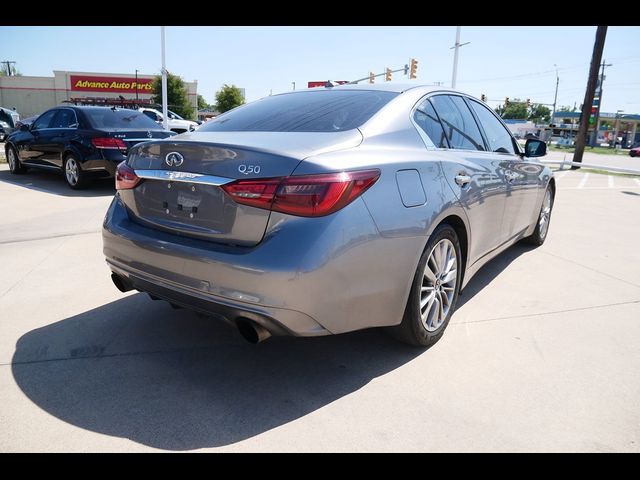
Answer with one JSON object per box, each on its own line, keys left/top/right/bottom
{"left": 0, "top": 70, "right": 198, "bottom": 118}
{"left": 550, "top": 111, "right": 640, "bottom": 147}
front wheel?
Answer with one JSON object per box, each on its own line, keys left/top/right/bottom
{"left": 388, "top": 224, "right": 462, "bottom": 347}
{"left": 523, "top": 185, "right": 554, "bottom": 246}
{"left": 64, "top": 155, "right": 88, "bottom": 189}
{"left": 6, "top": 145, "right": 27, "bottom": 174}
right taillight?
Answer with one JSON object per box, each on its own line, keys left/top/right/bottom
{"left": 221, "top": 169, "right": 380, "bottom": 217}
{"left": 115, "top": 161, "right": 141, "bottom": 190}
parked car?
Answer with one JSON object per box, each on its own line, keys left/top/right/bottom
{"left": 630, "top": 146, "right": 640, "bottom": 158}
{"left": 103, "top": 85, "right": 554, "bottom": 347}
{"left": 14, "top": 115, "right": 37, "bottom": 130}
{"left": 0, "top": 106, "right": 20, "bottom": 142}
{"left": 556, "top": 137, "right": 574, "bottom": 148}
{"left": 5, "top": 106, "right": 176, "bottom": 189}
{"left": 138, "top": 107, "right": 198, "bottom": 134}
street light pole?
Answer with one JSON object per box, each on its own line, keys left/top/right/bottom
{"left": 551, "top": 64, "right": 559, "bottom": 125}
{"left": 292, "top": 82, "right": 296, "bottom": 91}
{"left": 135, "top": 69, "right": 139, "bottom": 103}
{"left": 450, "top": 26, "right": 470, "bottom": 89}
{"left": 160, "top": 26, "right": 169, "bottom": 131}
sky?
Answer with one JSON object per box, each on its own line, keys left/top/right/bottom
{"left": 1, "top": 26, "right": 639, "bottom": 115}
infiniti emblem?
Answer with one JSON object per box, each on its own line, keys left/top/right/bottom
{"left": 146, "top": 131, "right": 152, "bottom": 138}
{"left": 165, "top": 152, "right": 184, "bottom": 167}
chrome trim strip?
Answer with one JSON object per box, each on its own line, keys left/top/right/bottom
{"left": 134, "top": 169, "right": 234, "bottom": 186}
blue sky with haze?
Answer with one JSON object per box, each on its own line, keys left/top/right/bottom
{"left": 1, "top": 26, "right": 638, "bottom": 114}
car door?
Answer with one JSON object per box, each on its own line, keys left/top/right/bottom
{"left": 426, "top": 94, "right": 509, "bottom": 265}
{"left": 48, "top": 108, "right": 79, "bottom": 168}
{"left": 19, "top": 109, "right": 58, "bottom": 165}
{"left": 466, "top": 98, "right": 543, "bottom": 240}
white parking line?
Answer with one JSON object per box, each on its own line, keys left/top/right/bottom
{"left": 577, "top": 173, "right": 590, "bottom": 189}
{"left": 635, "top": 178, "right": 640, "bottom": 187}
{"left": 608, "top": 176, "right": 615, "bottom": 188}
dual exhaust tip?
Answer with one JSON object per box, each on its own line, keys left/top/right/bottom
{"left": 110, "top": 273, "right": 272, "bottom": 344}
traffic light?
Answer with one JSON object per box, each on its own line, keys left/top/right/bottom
{"left": 505, "top": 97, "right": 510, "bottom": 106}
{"left": 589, "top": 105, "right": 597, "bottom": 125}
{"left": 369, "top": 71, "right": 375, "bottom": 84}
{"left": 409, "top": 58, "right": 418, "bottom": 79}
{"left": 480, "top": 94, "right": 487, "bottom": 102}
{"left": 526, "top": 98, "right": 531, "bottom": 108}
{"left": 385, "top": 68, "right": 392, "bottom": 82}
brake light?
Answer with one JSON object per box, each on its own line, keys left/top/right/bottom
{"left": 92, "top": 137, "right": 127, "bottom": 151}
{"left": 115, "top": 161, "right": 141, "bottom": 190}
{"left": 221, "top": 169, "right": 380, "bottom": 217}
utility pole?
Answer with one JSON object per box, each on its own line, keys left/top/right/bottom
{"left": 450, "top": 27, "right": 470, "bottom": 89}
{"left": 572, "top": 26, "right": 608, "bottom": 169}
{"left": 589, "top": 59, "right": 612, "bottom": 146}
{"left": 160, "top": 27, "right": 169, "bottom": 131}
{"left": 1, "top": 61, "right": 16, "bottom": 76}
{"left": 292, "top": 82, "right": 296, "bottom": 91}
{"left": 551, "top": 64, "right": 559, "bottom": 125}
{"left": 135, "top": 69, "right": 139, "bottom": 103}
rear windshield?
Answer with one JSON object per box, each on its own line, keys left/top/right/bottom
{"left": 83, "top": 108, "right": 162, "bottom": 130}
{"left": 199, "top": 90, "right": 399, "bottom": 133}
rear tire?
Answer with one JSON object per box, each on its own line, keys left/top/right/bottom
{"left": 63, "top": 154, "right": 88, "bottom": 189}
{"left": 6, "top": 145, "right": 27, "bottom": 174}
{"left": 388, "top": 224, "right": 462, "bottom": 347}
{"left": 523, "top": 184, "right": 554, "bottom": 246}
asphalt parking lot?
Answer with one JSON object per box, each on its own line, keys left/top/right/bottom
{"left": 0, "top": 157, "right": 639, "bottom": 452}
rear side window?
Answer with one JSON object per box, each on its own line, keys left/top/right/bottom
{"left": 32, "top": 110, "right": 58, "bottom": 130}
{"left": 142, "top": 110, "right": 159, "bottom": 121}
{"left": 83, "top": 108, "right": 161, "bottom": 129}
{"left": 198, "top": 90, "right": 399, "bottom": 133}
{"left": 50, "top": 109, "right": 77, "bottom": 129}
{"left": 430, "top": 95, "right": 486, "bottom": 151}
{"left": 468, "top": 99, "right": 516, "bottom": 154}
{"left": 414, "top": 99, "right": 448, "bottom": 148}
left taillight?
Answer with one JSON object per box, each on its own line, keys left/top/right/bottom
{"left": 115, "top": 161, "right": 141, "bottom": 190}
{"left": 221, "top": 169, "right": 380, "bottom": 217}
{"left": 92, "top": 137, "right": 127, "bottom": 152}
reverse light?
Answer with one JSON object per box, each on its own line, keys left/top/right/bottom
{"left": 222, "top": 169, "right": 380, "bottom": 217}
{"left": 115, "top": 161, "right": 141, "bottom": 190}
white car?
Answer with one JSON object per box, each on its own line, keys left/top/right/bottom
{"left": 138, "top": 107, "right": 198, "bottom": 134}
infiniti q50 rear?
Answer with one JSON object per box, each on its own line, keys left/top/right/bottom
{"left": 103, "top": 84, "right": 554, "bottom": 347}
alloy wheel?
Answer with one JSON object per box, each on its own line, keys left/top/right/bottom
{"left": 420, "top": 238, "right": 457, "bottom": 332}
{"left": 7, "top": 148, "right": 16, "bottom": 171}
{"left": 65, "top": 157, "right": 79, "bottom": 186}
{"left": 539, "top": 188, "right": 552, "bottom": 239}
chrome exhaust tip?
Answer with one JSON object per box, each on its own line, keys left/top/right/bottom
{"left": 236, "top": 318, "right": 272, "bottom": 344}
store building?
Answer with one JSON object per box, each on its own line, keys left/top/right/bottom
{"left": 550, "top": 111, "right": 640, "bottom": 147}
{"left": 0, "top": 70, "right": 198, "bottom": 119}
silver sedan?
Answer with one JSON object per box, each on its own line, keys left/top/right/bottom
{"left": 103, "top": 84, "right": 554, "bottom": 347}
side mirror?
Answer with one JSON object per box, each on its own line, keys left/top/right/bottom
{"left": 525, "top": 139, "right": 547, "bottom": 157}
{"left": 20, "top": 123, "right": 30, "bottom": 132}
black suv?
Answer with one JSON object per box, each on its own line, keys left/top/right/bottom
{"left": 4, "top": 106, "right": 175, "bottom": 189}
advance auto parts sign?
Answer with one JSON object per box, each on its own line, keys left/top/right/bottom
{"left": 70, "top": 75, "right": 154, "bottom": 93}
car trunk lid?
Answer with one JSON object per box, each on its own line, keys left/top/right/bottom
{"left": 119, "top": 130, "right": 362, "bottom": 246}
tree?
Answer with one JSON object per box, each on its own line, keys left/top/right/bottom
{"left": 528, "top": 104, "right": 551, "bottom": 123}
{"left": 214, "top": 84, "right": 245, "bottom": 113}
{"left": 151, "top": 72, "right": 195, "bottom": 120}
{"left": 558, "top": 105, "right": 573, "bottom": 112}
{"left": 495, "top": 101, "right": 528, "bottom": 120}
{"left": 197, "top": 94, "right": 210, "bottom": 111}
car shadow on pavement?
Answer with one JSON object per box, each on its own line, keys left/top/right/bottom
{"left": 457, "top": 242, "right": 536, "bottom": 310}
{"left": 0, "top": 169, "right": 115, "bottom": 197}
{"left": 11, "top": 293, "right": 422, "bottom": 450}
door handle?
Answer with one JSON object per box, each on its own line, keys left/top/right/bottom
{"left": 454, "top": 174, "right": 471, "bottom": 187}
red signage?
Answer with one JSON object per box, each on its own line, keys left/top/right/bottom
{"left": 307, "top": 81, "right": 349, "bottom": 88}
{"left": 70, "top": 75, "right": 154, "bottom": 93}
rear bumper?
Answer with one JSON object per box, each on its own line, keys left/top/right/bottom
{"left": 81, "top": 150, "right": 127, "bottom": 177}
{"left": 102, "top": 193, "right": 422, "bottom": 336}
